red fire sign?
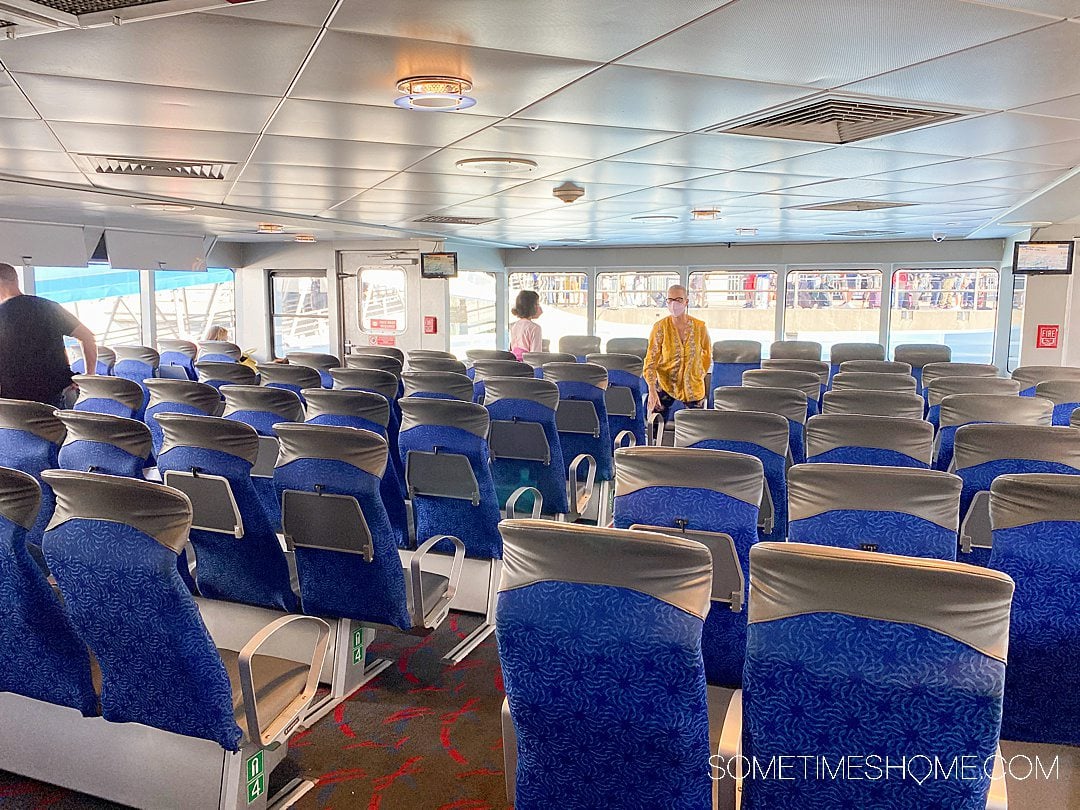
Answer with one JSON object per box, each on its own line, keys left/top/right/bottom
{"left": 424, "top": 316, "right": 438, "bottom": 335}
{"left": 369, "top": 318, "right": 398, "bottom": 332}
{"left": 1037, "top": 324, "right": 1060, "bottom": 349}
{"left": 369, "top": 335, "right": 396, "bottom": 347}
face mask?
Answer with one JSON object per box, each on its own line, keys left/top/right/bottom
{"left": 668, "top": 300, "right": 687, "bottom": 317}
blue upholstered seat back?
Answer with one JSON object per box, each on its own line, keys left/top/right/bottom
{"left": 809, "top": 446, "right": 926, "bottom": 468}
{"left": 73, "top": 397, "right": 137, "bottom": 419}
{"left": 112, "top": 360, "right": 154, "bottom": 419}
{"left": 0, "top": 428, "right": 61, "bottom": 547}
{"left": 71, "top": 358, "right": 113, "bottom": 376}
{"left": 0, "top": 475, "right": 96, "bottom": 715}
{"left": 958, "top": 459, "right": 1080, "bottom": 521}
{"left": 199, "top": 352, "right": 238, "bottom": 364}
{"left": 790, "top": 511, "right": 956, "bottom": 559}
{"left": 335, "top": 385, "right": 405, "bottom": 490}
{"left": 554, "top": 380, "right": 614, "bottom": 482}
{"left": 711, "top": 361, "right": 759, "bottom": 390}
{"left": 486, "top": 398, "right": 569, "bottom": 516}
{"left": 605, "top": 368, "right": 647, "bottom": 447}
{"left": 44, "top": 517, "right": 241, "bottom": 750}
{"left": 156, "top": 445, "right": 297, "bottom": 611}
{"left": 58, "top": 440, "right": 145, "bottom": 479}
{"left": 398, "top": 423, "right": 502, "bottom": 560}
{"left": 224, "top": 409, "right": 289, "bottom": 437}
{"left": 159, "top": 351, "right": 196, "bottom": 381}
{"left": 1052, "top": 401, "right": 1080, "bottom": 425}
{"left": 146, "top": 402, "right": 206, "bottom": 456}
{"left": 687, "top": 438, "right": 786, "bottom": 543}
{"left": 274, "top": 457, "right": 411, "bottom": 629}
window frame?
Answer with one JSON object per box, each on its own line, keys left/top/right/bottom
{"left": 268, "top": 269, "right": 331, "bottom": 359}
{"left": 448, "top": 270, "right": 498, "bottom": 355}
{"left": 358, "top": 266, "right": 408, "bottom": 336}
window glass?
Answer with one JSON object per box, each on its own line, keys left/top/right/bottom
{"left": 449, "top": 271, "right": 497, "bottom": 354}
{"left": 784, "top": 270, "right": 882, "bottom": 358}
{"left": 595, "top": 270, "right": 681, "bottom": 347}
{"left": 1008, "top": 273, "right": 1025, "bottom": 371}
{"left": 155, "top": 268, "right": 235, "bottom": 342}
{"left": 270, "top": 271, "right": 330, "bottom": 356}
{"left": 688, "top": 270, "right": 777, "bottom": 356}
{"left": 508, "top": 271, "right": 587, "bottom": 353}
{"left": 35, "top": 264, "right": 142, "bottom": 345}
{"left": 359, "top": 267, "right": 407, "bottom": 334}
{"left": 889, "top": 268, "right": 998, "bottom": 364}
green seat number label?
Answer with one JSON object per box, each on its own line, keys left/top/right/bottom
{"left": 351, "top": 627, "right": 365, "bottom": 666}
{"left": 246, "top": 751, "right": 265, "bottom": 804}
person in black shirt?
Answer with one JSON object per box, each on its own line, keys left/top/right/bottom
{"left": 0, "top": 263, "right": 97, "bottom": 407}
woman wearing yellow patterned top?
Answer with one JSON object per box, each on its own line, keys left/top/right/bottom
{"left": 644, "top": 284, "right": 712, "bottom": 418}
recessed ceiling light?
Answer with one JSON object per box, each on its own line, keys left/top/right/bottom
{"left": 293, "top": 234, "right": 317, "bottom": 243}
{"left": 131, "top": 202, "right": 195, "bottom": 212}
{"left": 455, "top": 157, "right": 538, "bottom": 175}
{"left": 258, "top": 223, "right": 285, "bottom": 234}
{"left": 735, "top": 227, "right": 758, "bottom": 237}
{"left": 632, "top": 215, "right": 679, "bottom": 223}
{"left": 395, "top": 76, "right": 476, "bottom": 111}
{"left": 690, "top": 208, "right": 721, "bottom": 221}
{"left": 1003, "top": 220, "right": 1054, "bottom": 227}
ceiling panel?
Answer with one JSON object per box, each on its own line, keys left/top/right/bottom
{"left": 324, "top": 201, "right": 438, "bottom": 221}
{"left": 778, "top": 177, "right": 947, "bottom": 199}
{"left": 342, "top": 187, "right": 479, "bottom": 208}
{"left": 248, "top": 135, "right": 437, "bottom": 171}
{"left": 203, "top": 0, "right": 339, "bottom": 26}
{"left": 329, "top": 0, "right": 729, "bottom": 62}
{"left": 960, "top": 0, "right": 1079, "bottom": 17}
{"left": 607, "top": 132, "right": 831, "bottom": 171}
{"left": 518, "top": 65, "right": 817, "bottom": 132}
{"left": 982, "top": 139, "right": 1080, "bottom": 166}
{"left": 865, "top": 158, "right": 1062, "bottom": 185}
{"left": 0, "top": 149, "right": 82, "bottom": 174}
{"left": 0, "top": 14, "right": 319, "bottom": 96}
{"left": 549, "top": 161, "right": 720, "bottom": 187}
{"left": 49, "top": 122, "right": 258, "bottom": 164}
{"left": 843, "top": 22, "right": 1080, "bottom": 110}
{"left": 234, "top": 163, "right": 396, "bottom": 188}
{"left": 0, "top": 74, "right": 44, "bottom": 120}
{"left": 73, "top": 174, "right": 234, "bottom": 201}
{"left": 403, "top": 147, "right": 586, "bottom": 178}
{"left": 454, "top": 119, "right": 677, "bottom": 160}
{"left": 751, "top": 146, "right": 956, "bottom": 177}
{"left": 291, "top": 31, "right": 600, "bottom": 118}
{"left": 368, "top": 171, "right": 532, "bottom": 197}
{"left": 15, "top": 74, "right": 280, "bottom": 134}
{"left": 226, "top": 182, "right": 364, "bottom": 203}
{"left": 1014, "top": 93, "right": 1080, "bottom": 120}
{"left": 850, "top": 112, "right": 1080, "bottom": 157}
{"left": 0, "top": 118, "right": 62, "bottom": 152}
{"left": 224, "top": 197, "right": 342, "bottom": 215}
{"left": 666, "top": 170, "right": 835, "bottom": 194}
{"left": 621, "top": 0, "right": 1045, "bottom": 89}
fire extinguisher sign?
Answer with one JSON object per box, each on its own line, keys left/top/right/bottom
{"left": 1036, "top": 324, "right": 1060, "bottom": 349}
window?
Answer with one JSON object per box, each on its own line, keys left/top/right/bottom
{"left": 449, "top": 271, "right": 496, "bottom": 354}
{"left": 1009, "top": 273, "right": 1025, "bottom": 371}
{"left": 688, "top": 270, "right": 777, "bottom": 356}
{"left": 35, "top": 264, "right": 142, "bottom": 345}
{"left": 270, "top": 271, "right": 330, "bottom": 357}
{"left": 595, "top": 270, "right": 681, "bottom": 347}
{"left": 784, "top": 270, "right": 882, "bottom": 358}
{"left": 889, "top": 268, "right": 998, "bottom": 364}
{"left": 155, "top": 268, "right": 235, "bottom": 342}
{"left": 359, "top": 267, "right": 407, "bottom": 334}
{"left": 508, "top": 271, "right": 587, "bottom": 353}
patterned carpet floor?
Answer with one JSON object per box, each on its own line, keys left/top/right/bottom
{"left": 0, "top": 613, "right": 511, "bottom": 810}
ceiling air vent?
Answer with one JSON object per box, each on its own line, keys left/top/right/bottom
{"left": 413, "top": 215, "right": 498, "bottom": 225}
{"left": 711, "top": 96, "right": 965, "bottom": 144}
{"left": 793, "top": 200, "right": 915, "bottom": 212}
{"left": 828, "top": 230, "right": 904, "bottom": 237}
{"left": 26, "top": 1, "right": 173, "bottom": 13}
{"left": 82, "top": 155, "right": 233, "bottom": 180}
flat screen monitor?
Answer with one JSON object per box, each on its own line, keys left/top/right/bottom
{"left": 421, "top": 252, "right": 458, "bottom": 279}
{"left": 1012, "top": 241, "right": 1074, "bottom": 275}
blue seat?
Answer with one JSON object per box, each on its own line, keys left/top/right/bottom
{"left": 484, "top": 376, "right": 569, "bottom": 517}
{"left": 112, "top": 346, "right": 159, "bottom": 418}
{"left": 197, "top": 339, "right": 243, "bottom": 364}
{"left": 40, "top": 469, "right": 327, "bottom": 773}
{"left": 157, "top": 339, "right": 198, "bottom": 381}
{"left": 0, "top": 400, "right": 65, "bottom": 550}
{"left": 331, "top": 366, "right": 405, "bottom": 492}
{"left": 604, "top": 337, "right": 648, "bottom": 357}
{"left": 674, "top": 408, "right": 789, "bottom": 542}
{"left": 821, "top": 388, "right": 925, "bottom": 419}
{"left": 342, "top": 353, "right": 403, "bottom": 397}
{"left": 0, "top": 467, "right": 95, "bottom": 714}
{"left": 954, "top": 424, "right": 1080, "bottom": 567}
{"left": 739, "top": 542, "right": 1012, "bottom": 809}
{"left": 195, "top": 360, "right": 257, "bottom": 393}
{"left": 523, "top": 351, "right": 575, "bottom": 379}
{"left": 926, "top": 376, "right": 1020, "bottom": 431}
{"left": 989, "top": 473, "right": 1080, "bottom": 746}
{"left": 788, "top": 462, "right": 961, "bottom": 559}
{"left": 303, "top": 388, "right": 410, "bottom": 549}
{"left": 398, "top": 397, "right": 503, "bottom": 662}
{"left": 221, "top": 385, "right": 304, "bottom": 438}
{"left": 1035, "top": 379, "right": 1080, "bottom": 426}
{"left": 744, "top": 367, "right": 822, "bottom": 418}
{"left": 143, "top": 378, "right": 222, "bottom": 457}
{"left": 1012, "top": 364, "right": 1080, "bottom": 397}
{"left": 406, "top": 355, "right": 468, "bottom": 375}
{"left": 613, "top": 446, "right": 762, "bottom": 688}
{"left": 558, "top": 334, "right": 600, "bottom": 362}
{"left": 936, "top": 393, "right": 1051, "bottom": 472}
{"left": 470, "top": 358, "right": 532, "bottom": 403}
{"left": 543, "top": 362, "right": 614, "bottom": 522}
{"left": 69, "top": 344, "right": 115, "bottom": 376}
{"left": 714, "top": 385, "right": 808, "bottom": 465}
{"left": 806, "top": 413, "right": 933, "bottom": 468}
{"left": 256, "top": 363, "right": 321, "bottom": 400}
{"left": 57, "top": 411, "right": 152, "bottom": 478}
{"left": 769, "top": 339, "right": 820, "bottom": 361}
{"left": 154, "top": 413, "right": 298, "bottom": 612}
{"left": 827, "top": 341, "right": 885, "bottom": 383}
{"left": 465, "top": 349, "right": 515, "bottom": 380}
{"left": 71, "top": 374, "right": 144, "bottom": 419}
{"left": 587, "top": 353, "right": 647, "bottom": 447}
{"left": 710, "top": 340, "right": 762, "bottom": 402}
{"left": 497, "top": 519, "right": 713, "bottom": 810}
{"left": 894, "top": 343, "right": 951, "bottom": 391}
{"left": 288, "top": 352, "right": 342, "bottom": 389}
{"left": 401, "top": 370, "right": 474, "bottom": 401}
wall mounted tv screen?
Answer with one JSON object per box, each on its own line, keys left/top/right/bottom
{"left": 421, "top": 252, "right": 458, "bottom": 279}
{"left": 1013, "top": 241, "right": 1074, "bottom": 275}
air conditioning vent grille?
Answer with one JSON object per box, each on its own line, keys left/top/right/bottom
{"left": 712, "top": 97, "right": 965, "bottom": 144}
{"left": 83, "top": 154, "right": 233, "bottom": 180}
{"left": 795, "top": 200, "right": 915, "bottom": 212}
{"left": 828, "top": 229, "right": 904, "bottom": 237}
{"left": 0, "top": 19, "right": 16, "bottom": 26}
{"left": 413, "top": 215, "right": 498, "bottom": 225}
{"left": 30, "top": 0, "right": 169, "bottom": 13}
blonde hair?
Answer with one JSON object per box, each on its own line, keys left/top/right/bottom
{"left": 204, "top": 325, "right": 229, "bottom": 342}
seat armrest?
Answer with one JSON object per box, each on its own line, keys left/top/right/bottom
{"left": 567, "top": 453, "right": 597, "bottom": 516}
{"left": 614, "top": 429, "right": 637, "bottom": 449}
{"left": 647, "top": 412, "right": 665, "bottom": 446}
{"left": 505, "top": 486, "right": 543, "bottom": 520}
{"left": 410, "top": 534, "right": 466, "bottom": 628}
{"left": 238, "top": 615, "right": 331, "bottom": 747}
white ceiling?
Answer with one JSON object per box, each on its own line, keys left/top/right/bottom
{"left": 1, "top": 0, "right": 1080, "bottom": 248}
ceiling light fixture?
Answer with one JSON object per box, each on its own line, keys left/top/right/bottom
{"left": 552, "top": 182, "right": 585, "bottom": 204}
{"left": 455, "top": 157, "right": 538, "bottom": 175}
{"left": 395, "top": 76, "right": 476, "bottom": 111}
{"left": 258, "top": 223, "right": 285, "bottom": 234}
{"left": 131, "top": 202, "right": 195, "bottom": 212}
{"left": 293, "top": 234, "right": 317, "bottom": 243}
{"left": 735, "top": 227, "right": 759, "bottom": 237}
{"left": 632, "top": 215, "right": 679, "bottom": 223}
{"left": 690, "top": 208, "right": 721, "bottom": 221}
